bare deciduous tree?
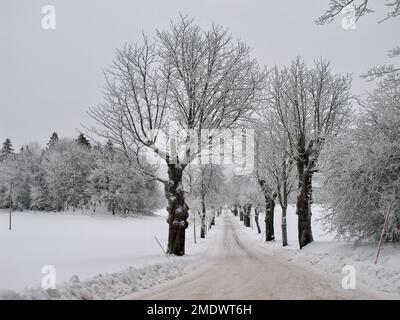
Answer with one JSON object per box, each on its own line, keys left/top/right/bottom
{"left": 254, "top": 136, "right": 276, "bottom": 242}
{"left": 268, "top": 58, "right": 352, "bottom": 248}
{"left": 89, "top": 17, "right": 264, "bottom": 255}
{"left": 185, "top": 163, "right": 225, "bottom": 238}
{"left": 255, "top": 126, "right": 295, "bottom": 246}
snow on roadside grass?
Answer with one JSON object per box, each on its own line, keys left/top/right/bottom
{"left": 0, "top": 262, "right": 186, "bottom": 300}
{"left": 0, "top": 209, "right": 216, "bottom": 299}
{"left": 236, "top": 204, "right": 400, "bottom": 299}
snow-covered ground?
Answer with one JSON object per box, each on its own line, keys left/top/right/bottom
{"left": 2, "top": 205, "right": 400, "bottom": 299}
{"left": 237, "top": 204, "right": 400, "bottom": 299}
{"left": 0, "top": 208, "right": 215, "bottom": 299}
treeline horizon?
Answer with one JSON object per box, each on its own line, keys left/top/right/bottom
{"left": 0, "top": 132, "right": 162, "bottom": 215}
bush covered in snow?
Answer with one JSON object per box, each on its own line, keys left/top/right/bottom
{"left": 319, "top": 84, "right": 400, "bottom": 241}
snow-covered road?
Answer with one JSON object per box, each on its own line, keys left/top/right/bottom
{"left": 125, "top": 211, "right": 376, "bottom": 300}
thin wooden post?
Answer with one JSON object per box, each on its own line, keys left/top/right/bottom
{"left": 375, "top": 206, "right": 392, "bottom": 264}
{"left": 193, "top": 212, "right": 197, "bottom": 244}
{"left": 9, "top": 182, "right": 12, "bottom": 230}
{"left": 154, "top": 236, "right": 169, "bottom": 260}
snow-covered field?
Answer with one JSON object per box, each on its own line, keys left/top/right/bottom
{"left": 238, "top": 204, "right": 400, "bottom": 299}
{"left": 0, "top": 209, "right": 215, "bottom": 299}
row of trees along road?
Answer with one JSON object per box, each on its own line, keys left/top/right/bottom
{"left": 255, "top": 59, "right": 352, "bottom": 248}
{"left": 183, "top": 163, "right": 226, "bottom": 239}
{"left": 225, "top": 60, "right": 352, "bottom": 249}
{"left": 89, "top": 16, "right": 355, "bottom": 254}
{"left": 228, "top": 1, "right": 400, "bottom": 249}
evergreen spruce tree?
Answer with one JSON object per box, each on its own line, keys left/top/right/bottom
{"left": 76, "top": 133, "right": 91, "bottom": 148}
{"left": 1, "top": 138, "right": 14, "bottom": 160}
{"left": 47, "top": 132, "right": 59, "bottom": 148}
{"left": 105, "top": 139, "right": 113, "bottom": 152}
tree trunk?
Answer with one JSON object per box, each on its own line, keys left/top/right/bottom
{"left": 245, "top": 204, "right": 251, "bottom": 227}
{"left": 258, "top": 179, "right": 275, "bottom": 241}
{"left": 297, "top": 160, "right": 313, "bottom": 249}
{"left": 200, "top": 214, "right": 206, "bottom": 238}
{"left": 200, "top": 195, "right": 206, "bottom": 239}
{"left": 200, "top": 165, "right": 206, "bottom": 239}
{"left": 239, "top": 205, "right": 244, "bottom": 221}
{"left": 254, "top": 208, "right": 261, "bottom": 234}
{"left": 165, "top": 165, "right": 189, "bottom": 256}
{"left": 282, "top": 206, "right": 288, "bottom": 246}
{"left": 281, "top": 166, "right": 289, "bottom": 247}
{"left": 265, "top": 197, "right": 275, "bottom": 241}
{"left": 232, "top": 205, "right": 238, "bottom": 217}
{"left": 307, "top": 173, "right": 313, "bottom": 239}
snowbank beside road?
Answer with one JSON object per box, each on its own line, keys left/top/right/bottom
{"left": 0, "top": 262, "right": 186, "bottom": 300}
{"left": 276, "top": 242, "right": 400, "bottom": 298}
{"left": 236, "top": 204, "right": 400, "bottom": 299}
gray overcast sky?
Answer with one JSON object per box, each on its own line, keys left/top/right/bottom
{"left": 0, "top": 0, "right": 398, "bottom": 148}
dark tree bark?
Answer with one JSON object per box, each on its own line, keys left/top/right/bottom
{"left": 232, "top": 205, "right": 238, "bottom": 217}
{"left": 296, "top": 153, "right": 314, "bottom": 249}
{"left": 200, "top": 193, "right": 206, "bottom": 239}
{"left": 165, "top": 164, "right": 189, "bottom": 256}
{"left": 239, "top": 205, "right": 244, "bottom": 221}
{"left": 254, "top": 207, "right": 262, "bottom": 234}
{"left": 258, "top": 179, "right": 276, "bottom": 241}
{"left": 281, "top": 206, "right": 288, "bottom": 246}
{"left": 280, "top": 160, "right": 289, "bottom": 247}
{"left": 244, "top": 204, "right": 251, "bottom": 227}
{"left": 265, "top": 197, "right": 276, "bottom": 241}
{"left": 307, "top": 173, "right": 313, "bottom": 237}
{"left": 248, "top": 204, "right": 252, "bottom": 227}
{"left": 200, "top": 214, "right": 206, "bottom": 238}
{"left": 111, "top": 202, "right": 115, "bottom": 216}
{"left": 211, "top": 212, "right": 215, "bottom": 226}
